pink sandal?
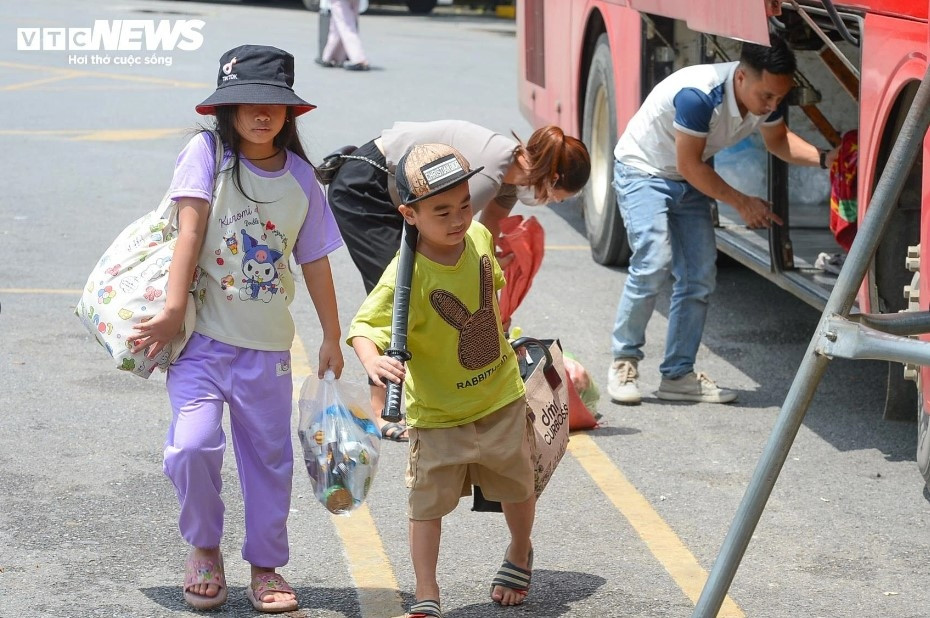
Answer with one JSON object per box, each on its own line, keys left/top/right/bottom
{"left": 246, "top": 572, "right": 299, "bottom": 613}
{"left": 183, "top": 553, "right": 227, "bottom": 610}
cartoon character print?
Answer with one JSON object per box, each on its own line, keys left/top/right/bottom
{"left": 119, "top": 274, "right": 141, "bottom": 293}
{"left": 238, "top": 229, "right": 282, "bottom": 303}
{"left": 224, "top": 232, "right": 239, "bottom": 255}
{"left": 429, "top": 255, "right": 501, "bottom": 370}
{"left": 139, "top": 263, "right": 162, "bottom": 282}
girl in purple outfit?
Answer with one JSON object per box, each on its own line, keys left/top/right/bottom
{"left": 127, "top": 45, "right": 344, "bottom": 613}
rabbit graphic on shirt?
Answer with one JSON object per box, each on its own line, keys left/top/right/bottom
{"left": 429, "top": 255, "right": 501, "bottom": 370}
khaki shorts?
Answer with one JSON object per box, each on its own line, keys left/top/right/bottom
{"left": 406, "top": 397, "right": 535, "bottom": 521}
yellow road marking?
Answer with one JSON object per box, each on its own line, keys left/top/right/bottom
{"left": 2, "top": 73, "right": 80, "bottom": 91}
{"left": 0, "top": 130, "right": 87, "bottom": 136}
{"left": 0, "top": 128, "right": 185, "bottom": 141}
{"left": 291, "top": 334, "right": 405, "bottom": 618}
{"left": 71, "top": 128, "right": 185, "bottom": 141}
{"left": 568, "top": 434, "right": 745, "bottom": 617}
{"left": 545, "top": 244, "right": 590, "bottom": 251}
{"left": 1, "top": 288, "right": 80, "bottom": 295}
{"left": 0, "top": 60, "right": 208, "bottom": 88}
{"left": 13, "top": 85, "right": 191, "bottom": 91}
{"left": 17, "top": 282, "right": 734, "bottom": 615}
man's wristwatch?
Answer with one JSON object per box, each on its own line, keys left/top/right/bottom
{"left": 819, "top": 149, "right": 829, "bottom": 169}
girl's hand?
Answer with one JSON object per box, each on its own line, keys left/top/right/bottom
{"left": 362, "top": 355, "right": 406, "bottom": 388}
{"left": 318, "top": 337, "right": 345, "bottom": 379}
{"left": 127, "top": 306, "right": 186, "bottom": 359}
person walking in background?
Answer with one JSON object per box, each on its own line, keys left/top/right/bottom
{"left": 607, "top": 34, "right": 837, "bottom": 406}
{"left": 316, "top": 0, "right": 370, "bottom": 71}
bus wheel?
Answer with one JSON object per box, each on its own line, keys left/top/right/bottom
{"left": 903, "top": 246, "right": 930, "bottom": 488}
{"left": 582, "top": 33, "right": 630, "bottom": 266}
{"left": 918, "top": 377, "right": 930, "bottom": 489}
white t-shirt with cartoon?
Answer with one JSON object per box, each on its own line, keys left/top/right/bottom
{"left": 169, "top": 132, "right": 343, "bottom": 351}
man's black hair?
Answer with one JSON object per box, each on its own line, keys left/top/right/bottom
{"left": 739, "top": 33, "right": 797, "bottom": 76}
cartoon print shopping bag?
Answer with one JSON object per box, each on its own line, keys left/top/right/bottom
{"left": 75, "top": 200, "right": 198, "bottom": 378}
{"left": 75, "top": 131, "right": 223, "bottom": 378}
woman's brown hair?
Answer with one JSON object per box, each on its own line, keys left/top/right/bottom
{"left": 513, "top": 125, "right": 591, "bottom": 201}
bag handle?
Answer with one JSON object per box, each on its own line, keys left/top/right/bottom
{"left": 156, "top": 130, "right": 225, "bottom": 221}
{"left": 510, "top": 336, "right": 563, "bottom": 391}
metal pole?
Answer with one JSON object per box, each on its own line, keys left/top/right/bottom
{"left": 692, "top": 65, "right": 930, "bottom": 617}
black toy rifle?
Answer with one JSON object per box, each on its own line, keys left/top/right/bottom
{"left": 382, "top": 220, "right": 418, "bottom": 422}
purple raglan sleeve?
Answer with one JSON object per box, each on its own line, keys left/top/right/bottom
{"left": 168, "top": 132, "right": 216, "bottom": 202}
{"left": 292, "top": 161, "right": 345, "bottom": 265}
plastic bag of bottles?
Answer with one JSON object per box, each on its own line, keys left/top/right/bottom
{"left": 297, "top": 371, "right": 381, "bottom": 515}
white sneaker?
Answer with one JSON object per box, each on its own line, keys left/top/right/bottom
{"left": 607, "top": 359, "right": 641, "bottom": 404}
{"left": 814, "top": 252, "right": 846, "bottom": 275}
{"left": 657, "top": 371, "right": 737, "bottom": 403}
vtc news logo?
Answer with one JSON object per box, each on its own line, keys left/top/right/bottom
{"left": 17, "top": 20, "right": 205, "bottom": 51}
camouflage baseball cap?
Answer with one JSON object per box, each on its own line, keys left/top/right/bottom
{"left": 395, "top": 143, "right": 484, "bottom": 205}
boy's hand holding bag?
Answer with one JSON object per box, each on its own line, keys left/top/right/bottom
{"left": 75, "top": 131, "right": 224, "bottom": 378}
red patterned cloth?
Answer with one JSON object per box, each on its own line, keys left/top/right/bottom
{"left": 829, "top": 130, "right": 858, "bottom": 251}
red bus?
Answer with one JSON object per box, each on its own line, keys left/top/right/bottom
{"left": 516, "top": 0, "right": 930, "bottom": 483}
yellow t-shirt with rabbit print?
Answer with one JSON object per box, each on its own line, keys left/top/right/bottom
{"left": 348, "top": 221, "right": 525, "bottom": 428}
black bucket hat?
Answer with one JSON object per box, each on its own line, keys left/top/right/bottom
{"left": 395, "top": 143, "right": 484, "bottom": 205}
{"left": 196, "top": 45, "right": 316, "bottom": 116}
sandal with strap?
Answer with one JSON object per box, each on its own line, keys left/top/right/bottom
{"left": 407, "top": 599, "right": 443, "bottom": 617}
{"left": 380, "top": 421, "right": 409, "bottom": 442}
{"left": 490, "top": 548, "right": 533, "bottom": 605}
{"left": 183, "top": 552, "right": 228, "bottom": 610}
{"left": 246, "top": 572, "right": 299, "bottom": 613}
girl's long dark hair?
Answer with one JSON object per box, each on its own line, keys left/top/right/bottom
{"left": 198, "top": 106, "right": 315, "bottom": 202}
{"left": 512, "top": 125, "right": 591, "bottom": 201}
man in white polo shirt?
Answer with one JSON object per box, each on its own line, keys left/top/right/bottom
{"left": 608, "top": 34, "right": 835, "bottom": 405}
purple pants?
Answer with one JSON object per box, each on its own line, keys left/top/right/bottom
{"left": 165, "top": 333, "right": 294, "bottom": 567}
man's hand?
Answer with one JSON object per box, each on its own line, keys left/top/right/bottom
{"left": 736, "top": 195, "right": 783, "bottom": 229}
{"left": 824, "top": 146, "right": 840, "bottom": 170}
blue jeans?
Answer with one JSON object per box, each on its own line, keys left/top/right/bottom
{"left": 610, "top": 161, "right": 717, "bottom": 378}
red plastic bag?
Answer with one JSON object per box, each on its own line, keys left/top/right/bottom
{"left": 498, "top": 215, "right": 545, "bottom": 325}
{"left": 564, "top": 355, "right": 600, "bottom": 430}
{"left": 566, "top": 373, "right": 598, "bottom": 430}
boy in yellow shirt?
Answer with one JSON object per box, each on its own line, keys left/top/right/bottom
{"left": 348, "top": 144, "right": 536, "bottom": 618}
